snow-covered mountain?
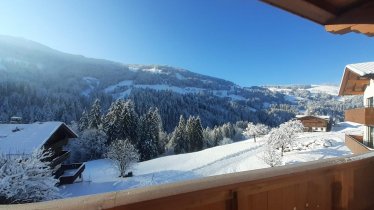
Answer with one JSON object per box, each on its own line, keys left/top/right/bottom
{"left": 0, "top": 35, "right": 361, "bottom": 130}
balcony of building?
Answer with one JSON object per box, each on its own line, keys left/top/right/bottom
{"left": 345, "top": 107, "right": 374, "bottom": 126}
{"left": 345, "top": 134, "right": 370, "bottom": 154}
{"left": 5, "top": 152, "right": 374, "bottom": 210}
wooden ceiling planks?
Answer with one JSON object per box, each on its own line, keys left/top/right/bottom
{"left": 339, "top": 68, "right": 371, "bottom": 96}
{"left": 261, "top": 0, "right": 374, "bottom": 36}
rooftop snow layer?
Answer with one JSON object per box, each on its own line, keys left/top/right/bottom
{"left": 296, "top": 115, "right": 331, "bottom": 120}
{"left": 0, "top": 122, "right": 64, "bottom": 154}
{"left": 346, "top": 62, "right": 374, "bottom": 76}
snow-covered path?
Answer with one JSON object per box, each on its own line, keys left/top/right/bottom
{"left": 60, "top": 122, "right": 361, "bottom": 198}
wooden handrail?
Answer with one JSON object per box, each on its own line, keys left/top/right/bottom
{"left": 3, "top": 152, "right": 374, "bottom": 210}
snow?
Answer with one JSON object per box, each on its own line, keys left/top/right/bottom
{"left": 267, "top": 85, "right": 339, "bottom": 96}
{"left": 105, "top": 80, "right": 247, "bottom": 101}
{"left": 142, "top": 66, "right": 164, "bottom": 74}
{"left": 296, "top": 115, "right": 331, "bottom": 120}
{"left": 307, "top": 85, "right": 339, "bottom": 96}
{"left": 82, "top": 77, "right": 100, "bottom": 96}
{"left": 346, "top": 62, "right": 374, "bottom": 76}
{"left": 0, "top": 122, "right": 64, "bottom": 154}
{"left": 61, "top": 169, "right": 77, "bottom": 177}
{"left": 61, "top": 122, "right": 359, "bottom": 198}
{"left": 104, "top": 80, "right": 133, "bottom": 93}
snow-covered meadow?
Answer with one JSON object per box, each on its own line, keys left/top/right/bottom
{"left": 60, "top": 122, "right": 361, "bottom": 198}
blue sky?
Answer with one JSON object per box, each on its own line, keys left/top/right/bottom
{"left": 0, "top": 0, "right": 374, "bottom": 86}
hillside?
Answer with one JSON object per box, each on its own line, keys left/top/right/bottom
{"left": 0, "top": 35, "right": 361, "bottom": 130}
{"left": 61, "top": 122, "right": 360, "bottom": 197}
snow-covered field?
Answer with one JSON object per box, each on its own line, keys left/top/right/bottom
{"left": 60, "top": 122, "right": 361, "bottom": 198}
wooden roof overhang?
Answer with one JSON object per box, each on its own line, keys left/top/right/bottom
{"left": 44, "top": 123, "right": 78, "bottom": 146}
{"left": 338, "top": 67, "right": 373, "bottom": 96}
{"left": 261, "top": 0, "right": 374, "bottom": 36}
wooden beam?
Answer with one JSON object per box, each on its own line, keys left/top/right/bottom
{"left": 261, "top": 0, "right": 335, "bottom": 25}
{"left": 342, "top": 90, "right": 365, "bottom": 95}
{"left": 326, "top": 24, "right": 374, "bottom": 36}
{"left": 347, "top": 79, "right": 370, "bottom": 85}
{"left": 325, "top": 1, "right": 374, "bottom": 36}
{"left": 326, "top": 1, "right": 374, "bottom": 24}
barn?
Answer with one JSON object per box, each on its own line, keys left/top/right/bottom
{"left": 296, "top": 115, "right": 332, "bottom": 132}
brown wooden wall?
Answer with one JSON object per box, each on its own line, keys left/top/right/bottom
{"left": 297, "top": 116, "right": 330, "bottom": 131}
{"left": 345, "top": 107, "right": 374, "bottom": 126}
{"left": 5, "top": 152, "right": 374, "bottom": 210}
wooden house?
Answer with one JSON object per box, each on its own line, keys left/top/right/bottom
{"left": 0, "top": 121, "right": 85, "bottom": 184}
{"left": 296, "top": 115, "right": 331, "bottom": 132}
{"left": 338, "top": 62, "right": 374, "bottom": 150}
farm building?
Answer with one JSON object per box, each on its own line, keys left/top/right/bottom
{"left": 296, "top": 115, "right": 332, "bottom": 132}
{"left": 0, "top": 121, "right": 85, "bottom": 184}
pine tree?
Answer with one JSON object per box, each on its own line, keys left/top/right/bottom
{"left": 78, "top": 109, "right": 89, "bottom": 131}
{"left": 172, "top": 115, "right": 187, "bottom": 154}
{"left": 186, "top": 116, "right": 203, "bottom": 152}
{"left": 137, "top": 108, "right": 161, "bottom": 161}
{"left": 88, "top": 99, "right": 102, "bottom": 129}
{"left": 102, "top": 100, "right": 125, "bottom": 143}
{"left": 121, "top": 100, "right": 139, "bottom": 146}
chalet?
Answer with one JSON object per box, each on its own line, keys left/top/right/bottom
{"left": 338, "top": 62, "right": 374, "bottom": 153}
{"left": 296, "top": 115, "right": 331, "bottom": 132}
{"left": 0, "top": 121, "right": 85, "bottom": 184}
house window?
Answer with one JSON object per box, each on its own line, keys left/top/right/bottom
{"left": 367, "top": 97, "right": 373, "bottom": 107}
{"left": 368, "top": 126, "right": 374, "bottom": 148}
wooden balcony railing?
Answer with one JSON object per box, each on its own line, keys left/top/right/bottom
{"left": 50, "top": 150, "right": 70, "bottom": 167}
{"left": 345, "top": 134, "right": 370, "bottom": 154}
{"left": 4, "top": 152, "right": 374, "bottom": 210}
{"left": 345, "top": 107, "right": 374, "bottom": 125}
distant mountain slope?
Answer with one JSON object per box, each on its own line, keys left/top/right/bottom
{"left": 0, "top": 35, "right": 360, "bottom": 131}
{"left": 265, "top": 84, "right": 362, "bottom": 122}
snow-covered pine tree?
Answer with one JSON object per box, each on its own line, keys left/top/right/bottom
{"left": 78, "top": 109, "right": 89, "bottom": 131}
{"left": 186, "top": 116, "right": 203, "bottom": 152}
{"left": 88, "top": 99, "right": 102, "bottom": 129}
{"left": 137, "top": 108, "right": 161, "bottom": 161}
{"left": 121, "top": 100, "right": 139, "bottom": 146}
{"left": 102, "top": 99, "right": 125, "bottom": 143}
{"left": 172, "top": 115, "right": 187, "bottom": 154}
{"left": 0, "top": 148, "right": 61, "bottom": 204}
{"left": 106, "top": 139, "right": 139, "bottom": 177}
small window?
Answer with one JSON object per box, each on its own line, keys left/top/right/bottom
{"left": 367, "top": 97, "right": 373, "bottom": 107}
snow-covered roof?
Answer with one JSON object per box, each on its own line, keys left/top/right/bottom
{"left": 296, "top": 115, "right": 331, "bottom": 120}
{"left": 0, "top": 122, "right": 75, "bottom": 155}
{"left": 346, "top": 62, "right": 374, "bottom": 76}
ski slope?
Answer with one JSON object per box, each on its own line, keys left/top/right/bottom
{"left": 61, "top": 122, "right": 361, "bottom": 198}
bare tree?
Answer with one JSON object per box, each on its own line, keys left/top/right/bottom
{"left": 106, "top": 139, "right": 139, "bottom": 177}
{"left": 244, "top": 122, "right": 270, "bottom": 142}
{"left": 267, "top": 120, "right": 304, "bottom": 156}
